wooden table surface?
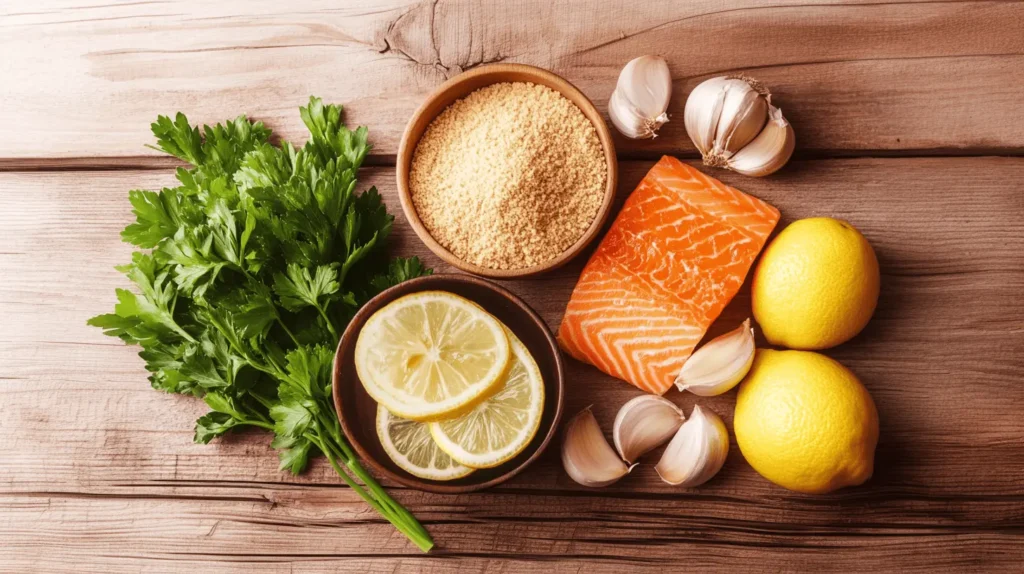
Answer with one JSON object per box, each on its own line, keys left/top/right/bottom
{"left": 2, "top": 1, "right": 1023, "bottom": 572}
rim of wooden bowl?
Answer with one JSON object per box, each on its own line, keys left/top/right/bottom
{"left": 396, "top": 63, "right": 619, "bottom": 279}
{"left": 331, "top": 274, "right": 566, "bottom": 494}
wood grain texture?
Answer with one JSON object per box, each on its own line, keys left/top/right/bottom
{"left": 2, "top": 0, "right": 1024, "bottom": 164}
{"left": 4, "top": 0, "right": 1024, "bottom": 570}
{"left": 2, "top": 159, "right": 1023, "bottom": 571}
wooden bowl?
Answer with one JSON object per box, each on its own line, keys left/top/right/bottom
{"left": 396, "top": 63, "right": 618, "bottom": 279}
{"left": 331, "top": 274, "right": 565, "bottom": 494}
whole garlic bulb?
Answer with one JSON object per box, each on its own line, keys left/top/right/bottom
{"left": 608, "top": 56, "right": 672, "bottom": 139}
{"left": 683, "top": 75, "right": 795, "bottom": 177}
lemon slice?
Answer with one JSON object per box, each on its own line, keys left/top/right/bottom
{"left": 355, "top": 291, "right": 511, "bottom": 421}
{"left": 376, "top": 405, "right": 474, "bottom": 481}
{"left": 429, "top": 331, "right": 545, "bottom": 468}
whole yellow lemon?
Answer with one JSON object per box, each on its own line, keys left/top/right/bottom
{"left": 752, "top": 217, "right": 879, "bottom": 350}
{"left": 734, "top": 349, "right": 879, "bottom": 494}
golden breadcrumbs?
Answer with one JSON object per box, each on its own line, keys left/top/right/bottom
{"left": 409, "top": 82, "right": 607, "bottom": 270}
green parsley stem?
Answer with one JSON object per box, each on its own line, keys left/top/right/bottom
{"left": 250, "top": 391, "right": 276, "bottom": 411}
{"left": 315, "top": 305, "right": 339, "bottom": 340}
{"left": 275, "top": 316, "right": 302, "bottom": 348}
{"left": 309, "top": 434, "right": 387, "bottom": 513}
{"left": 311, "top": 413, "right": 429, "bottom": 541}
{"left": 313, "top": 419, "right": 402, "bottom": 516}
{"left": 241, "top": 419, "right": 275, "bottom": 432}
{"left": 314, "top": 412, "right": 429, "bottom": 542}
{"left": 308, "top": 433, "right": 434, "bottom": 552}
{"left": 164, "top": 303, "right": 197, "bottom": 344}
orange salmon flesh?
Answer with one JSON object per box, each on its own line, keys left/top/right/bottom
{"left": 557, "top": 156, "right": 780, "bottom": 394}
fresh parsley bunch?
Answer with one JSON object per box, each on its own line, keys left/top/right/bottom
{"left": 88, "top": 97, "right": 433, "bottom": 551}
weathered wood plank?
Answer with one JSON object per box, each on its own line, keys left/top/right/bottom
{"left": 2, "top": 0, "right": 1023, "bottom": 164}
{"left": 1, "top": 159, "right": 1022, "bottom": 574}
{"left": 2, "top": 494, "right": 1022, "bottom": 573}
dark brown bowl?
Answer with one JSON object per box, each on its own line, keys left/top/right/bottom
{"left": 332, "top": 274, "right": 565, "bottom": 493}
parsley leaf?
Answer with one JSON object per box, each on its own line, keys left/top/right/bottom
{"left": 272, "top": 263, "right": 342, "bottom": 313}
{"left": 271, "top": 434, "right": 315, "bottom": 474}
{"left": 194, "top": 412, "right": 238, "bottom": 444}
{"left": 150, "top": 112, "right": 204, "bottom": 165}
{"left": 121, "top": 189, "right": 181, "bottom": 248}
{"left": 369, "top": 256, "right": 433, "bottom": 294}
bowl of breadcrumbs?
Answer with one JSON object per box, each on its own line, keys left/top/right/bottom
{"left": 397, "top": 64, "right": 618, "bottom": 278}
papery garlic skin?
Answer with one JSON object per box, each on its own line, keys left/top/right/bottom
{"left": 655, "top": 405, "right": 729, "bottom": 487}
{"left": 712, "top": 79, "right": 768, "bottom": 156}
{"left": 675, "top": 319, "right": 756, "bottom": 396}
{"left": 562, "top": 407, "right": 634, "bottom": 487}
{"left": 685, "top": 75, "right": 769, "bottom": 162}
{"left": 727, "top": 105, "right": 795, "bottom": 177}
{"left": 612, "top": 395, "right": 685, "bottom": 463}
{"left": 683, "top": 76, "right": 727, "bottom": 155}
{"left": 608, "top": 56, "right": 672, "bottom": 139}
{"left": 683, "top": 75, "right": 794, "bottom": 177}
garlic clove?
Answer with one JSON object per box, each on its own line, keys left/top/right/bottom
{"left": 683, "top": 76, "right": 729, "bottom": 156}
{"left": 655, "top": 405, "right": 730, "bottom": 487}
{"left": 712, "top": 81, "right": 768, "bottom": 156}
{"left": 618, "top": 56, "right": 673, "bottom": 119}
{"left": 608, "top": 56, "right": 672, "bottom": 140}
{"left": 726, "top": 104, "right": 795, "bottom": 177}
{"left": 608, "top": 89, "right": 656, "bottom": 139}
{"left": 562, "top": 407, "right": 634, "bottom": 487}
{"left": 612, "top": 394, "right": 685, "bottom": 463}
{"left": 674, "top": 318, "right": 756, "bottom": 396}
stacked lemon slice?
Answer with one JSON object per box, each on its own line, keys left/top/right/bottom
{"left": 355, "top": 291, "right": 544, "bottom": 480}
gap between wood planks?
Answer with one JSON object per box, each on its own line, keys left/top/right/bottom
{"left": 4, "top": 489, "right": 1024, "bottom": 541}
{"left": 3, "top": 147, "right": 1024, "bottom": 172}
{"left": 7, "top": 482, "right": 1024, "bottom": 513}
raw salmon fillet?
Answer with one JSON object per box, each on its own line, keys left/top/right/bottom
{"left": 558, "top": 156, "right": 780, "bottom": 394}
